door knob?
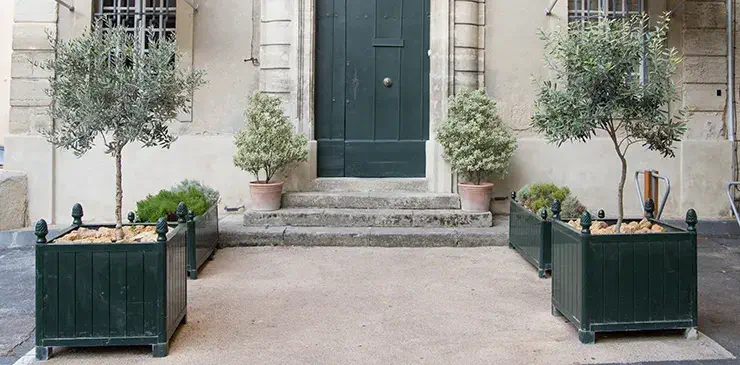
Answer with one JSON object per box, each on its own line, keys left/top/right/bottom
{"left": 383, "top": 77, "right": 393, "bottom": 87}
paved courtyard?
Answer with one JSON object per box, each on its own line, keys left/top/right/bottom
{"left": 7, "top": 245, "right": 735, "bottom": 365}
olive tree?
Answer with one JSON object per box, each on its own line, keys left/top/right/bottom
{"left": 532, "top": 14, "right": 686, "bottom": 232}
{"left": 40, "top": 22, "right": 205, "bottom": 239}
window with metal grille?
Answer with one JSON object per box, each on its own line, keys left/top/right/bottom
{"left": 94, "top": 0, "right": 176, "bottom": 48}
{"left": 569, "top": 0, "right": 645, "bottom": 21}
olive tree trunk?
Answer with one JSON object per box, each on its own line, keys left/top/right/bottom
{"left": 115, "top": 148, "right": 124, "bottom": 241}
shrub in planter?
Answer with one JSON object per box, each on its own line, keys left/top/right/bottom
{"left": 533, "top": 15, "right": 697, "bottom": 342}
{"left": 38, "top": 21, "right": 205, "bottom": 240}
{"left": 135, "top": 180, "right": 220, "bottom": 279}
{"left": 34, "top": 204, "right": 189, "bottom": 359}
{"left": 136, "top": 188, "right": 210, "bottom": 222}
{"left": 233, "top": 92, "right": 308, "bottom": 211}
{"left": 509, "top": 183, "right": 586, "bottom": 278}
{"left": 437, "top": 89, "right": 518, "bottom": 212}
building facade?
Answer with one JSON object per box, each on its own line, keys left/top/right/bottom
{"left": 4, "top": 0, "right": 736, "bottom": 223}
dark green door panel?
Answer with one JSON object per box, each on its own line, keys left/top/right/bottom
{"left": 316, "top": 0, "right": 430, "bottom": 177}
{"left": 345, "top": 141, "right": 426, "bottom": 177}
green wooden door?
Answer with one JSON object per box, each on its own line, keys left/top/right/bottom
{"left": 316, "top": 0, "right": 430, "bottom": 177}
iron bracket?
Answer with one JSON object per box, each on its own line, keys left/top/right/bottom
{"left": 545, "top": 0, "right": 560, "bottom": 15}
{"left": 54, "top": 0, "right": 74, "bottom": 12}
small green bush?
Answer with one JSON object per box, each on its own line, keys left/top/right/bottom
{"left": 517, "top": 183, "right": 586, "bottom": 219}
{"left": 437, "top": 89, "right": 518, "bottom": 185}
{"left": 136, "top": 187, "right": 210, "bottom": 222}
{"left": 233, "top": 92, "right": 308, "bottom": 183}
{"left": 170, "top": 179, "right": 220, "bottom": 206}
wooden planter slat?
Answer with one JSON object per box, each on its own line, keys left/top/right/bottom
{"left": 35, "top": 217, "right": 188, "bottom": 360}
{"left": 551, "top": 213, "right": 698, "bottom": 344}
{"left": 187, "top": 204, "right": 219, "bottom": 279}
{"left": 509, "top": 199, "right": 551, "bottom": 278}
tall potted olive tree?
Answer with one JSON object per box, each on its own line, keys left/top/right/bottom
{"left": 233, "top": 92, "right": 308, "bottom": 211}
{"left": 437, "top": 89, "right": 518, "bottom": 212}
{"left": 532, "top": 15, "right": 686, "bottom": 232}
{"left": 40, "top": 22, "right": 205, "bottom": 240}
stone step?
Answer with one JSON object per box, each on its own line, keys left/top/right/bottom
{"left": 243, "top": 208, "right": 492, "bottom": 228}
{"left": 282, "top": 192, "right": 460, "bottom": 210}
{"left": 220, "top": 215, "right": 508, "bottom": 248}
{"left": 310, "top": 178, "right": 427, "bottom": 193}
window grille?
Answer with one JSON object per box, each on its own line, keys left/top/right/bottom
{"left": 569, "top": 0, "right": 645, "bottom": 21}
{"left": 94, "top": 0, "right": 176, "bottom": 48}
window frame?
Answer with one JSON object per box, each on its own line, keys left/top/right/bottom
{"left": 93, "top": 0, "right": 178, "bottom": 49}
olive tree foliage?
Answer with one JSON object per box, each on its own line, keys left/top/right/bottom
{"left": 39, "top": 21, "right": 206, "bottom": 239}
{"left": 233, "top": 92, "right": 309, "bottom": 184}
{"left": 532, "top": 14, "right": 686, "bottom": 232}
{"left": 437, "top": 89, "right": 518, "bottom": 185}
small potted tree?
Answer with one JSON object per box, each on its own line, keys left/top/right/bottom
{"left": 233, "top": 92, "right": 308, "bottom": 211}
{"left": 533, "top": 15, "right": 698, "bottom": 343}
{"left": 34, "top": 22, "right": 205, "bottom": 359}
{"left": 437, "top": 89, "right": 518, "bottom": 212}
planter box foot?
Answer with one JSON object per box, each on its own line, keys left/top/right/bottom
{"left": 35, "top": 346, "right": 51, "bottom": 360}
{"left": 538, "top": 269, "right": 547, "bottom": 279}
{"left": 552, "top": 304, "right": 563, "bottom": 317}
{"left": 684, "top": 327, "right": 698, "bottom": 340}
{"left": 508, "top": 241, "right": 514, "bottom": 249}
{"left": 188, "top": 269, "right": 198, "bottom": 280}
{"left": 152, "top": 343, "right": 168, "bottom": 357}
{"left": 182, "top": 313, "right": 188, "bottom": 325}
{"left": 578, "top": 330, "right": 595, "bottom": 344}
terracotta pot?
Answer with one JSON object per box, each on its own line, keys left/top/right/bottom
{"left": 249, "top": 181, "right": 284, "bottom": 211}
{"left": 458, "top": 182, "right": 493, "bottom": 212}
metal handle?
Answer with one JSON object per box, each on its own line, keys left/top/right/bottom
{"left": 383, "top": 77, "right": 393, "bottom": 87}
{"left": 727, "top": 182, "right": 740, "bottom": 228}
{"left": 634, "top": 170, "right": 671, "bottom": 220}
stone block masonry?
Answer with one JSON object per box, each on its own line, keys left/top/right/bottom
{"left": 0, "top": 170, "right": 28, "bottom": 230}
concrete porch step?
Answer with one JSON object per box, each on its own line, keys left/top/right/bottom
{"left": 243, "top": 208, "right": 492, "bottom": 228}
{"left": 310, "top": 178, "right": 427, "bottom": 193}
{"left": 220, "top": 215, "right": 508, "bottom": 247}
{"left": 282, "top": 192, "right": 460, "bottom": 210}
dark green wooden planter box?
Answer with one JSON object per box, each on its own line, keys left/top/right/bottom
{"left": 186, "top": 204, "right": 219, "bottom": 279}
{"left": 34, "top": 204, "right": 189, "bottom": 360}
{"left": 551, "top": 209, "right": 699, "bottom": 344}
{"left": 508, "top": 193, "right": 551, "bottom": 278}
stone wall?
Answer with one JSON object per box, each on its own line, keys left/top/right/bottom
{"left": 454, "top": 0, "right": 485, "bottom": 91}
{"left": 0, "top": 170, "right": 28, "bottom": 230}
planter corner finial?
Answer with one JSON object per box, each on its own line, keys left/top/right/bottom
{"left": 597, "top": 209, "right": 605, "bottom": 219}
{"left": 580, "top": 211, "right": 592, "bottom": 234}
{"left": 35, "top": 219, "right": 49, "bottom": 244}
{"left": 644, "top": 198, "right": 655, "bottom": 219}
{"left": 686, "top": 209, "right": 698, "bottom": 232}
{"left": 511, "top": 191, "right": 517, "bottom": 201}
{"left": 551, "top": 199, "right": 561, "bottom": 219}
{"left": 71, "top": 203, "right": 84, "bottom": 226}
{"left": 156, "top": 217, "right": 168, "bottom": 243}
{"left": 187, "top": 210, "right": 195, "bottom": 222}
{"left": 127, "top": 211, "right": 136, "bottom": 223}
{"left": 540, "top": 208, "right": 548, "bottom": 220}
{"left": 176, "top": 202, "right": 188, "bottom": 223}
